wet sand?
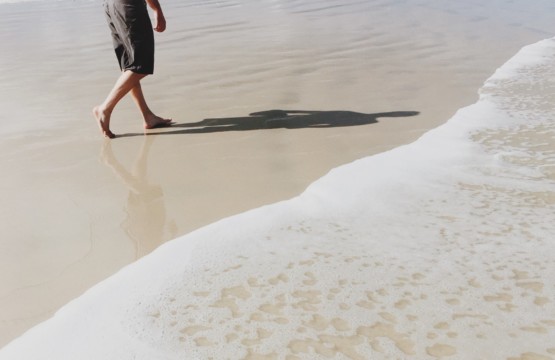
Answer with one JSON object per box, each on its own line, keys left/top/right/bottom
{"left": 1, "top": 0, "right": 554, "bottom": 348}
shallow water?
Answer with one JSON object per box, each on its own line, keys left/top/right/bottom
{"left": 1, "top": 0, "right": 555, "bottom": 349}
{"left": 2, "top": 35, "right": 554, "bottom": 360}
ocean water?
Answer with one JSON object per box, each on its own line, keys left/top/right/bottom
{"left": 1, "top": 34, "right": 554, "bottom": 359}
{"left": 1, "top": 0, "right": 555, "bottom": 137}
{"left": 2, "top": 0, "right": 555, "bottom": 354}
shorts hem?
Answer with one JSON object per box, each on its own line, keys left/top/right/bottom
{"left": 122, "top": 66, "right": 153, "bottom": 75}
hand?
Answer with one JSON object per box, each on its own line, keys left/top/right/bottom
{"left": 154, "top": 11, "right": 166, "bottom": 32}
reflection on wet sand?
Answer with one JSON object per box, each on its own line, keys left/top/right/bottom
{"left": 101, "top": 137, "right": 177, "bottom": 257}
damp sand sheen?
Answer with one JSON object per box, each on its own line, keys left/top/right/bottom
{"left": 0, "top": 0, "right": 552, "bottom": 349}
{"left": 1, "top": 33, "right": 555, "bottom": 359}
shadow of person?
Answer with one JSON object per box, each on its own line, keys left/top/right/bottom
{"left": 100, "top": 137, "right": 177, "bottom": 257}
{"left": 117, "top": 109, "right": 419, "bottom": 137}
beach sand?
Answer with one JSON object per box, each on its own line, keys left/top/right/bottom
{"left": 1, "top": 0, "right": 554, "bottom": 349}
{"left": 1, "top": 32, "right": 555, "bottom": 360}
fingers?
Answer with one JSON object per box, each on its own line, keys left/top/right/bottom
{"left": 154, "top": 22, "right": 166, "bottom": 32}
{"left": 154, "top": 13, "right": 166, "bottom": 32}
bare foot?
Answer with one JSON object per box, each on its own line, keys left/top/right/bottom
{"left": 144, "top": 113, "right": 174, "bottom": 129}
{"left": 93, "top": 106, "right": 116, "bottom": 139}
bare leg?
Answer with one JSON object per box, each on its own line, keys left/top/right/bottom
{"left": 93, "top": 70, "right": 147, "bottom": 138}
{"left": 130, "top": 83, "right": 173, "bottom": 129}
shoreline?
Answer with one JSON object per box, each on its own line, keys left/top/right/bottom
{"left": 2, "top": 0, "right": 555, "bottom": 348}
{"left": 2, "top": 36, "right": 555, "bottom": 358}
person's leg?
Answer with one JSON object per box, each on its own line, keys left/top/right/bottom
{"left": 93, "top": 70, "right": 146, "bottom": 138}
{"left": 129, "top": 82, "right": 173, "bottom": 129}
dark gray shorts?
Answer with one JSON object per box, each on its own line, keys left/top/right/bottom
{"left": 104, "top": 0, "right": 154, "bottom": 74}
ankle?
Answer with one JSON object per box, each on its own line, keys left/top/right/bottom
{"left": 95, "top": 103, "right": 113, "bottom": 117}
{"left": 143, "top": 110, "right": 155, "bottom": 119}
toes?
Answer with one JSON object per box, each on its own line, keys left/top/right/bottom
{"left": 145, "top": 118, "right": 174, "bottom": 129}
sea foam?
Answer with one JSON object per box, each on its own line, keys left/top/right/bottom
{"left": 1, "top": 38, "right": 555, "bottom": 359}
